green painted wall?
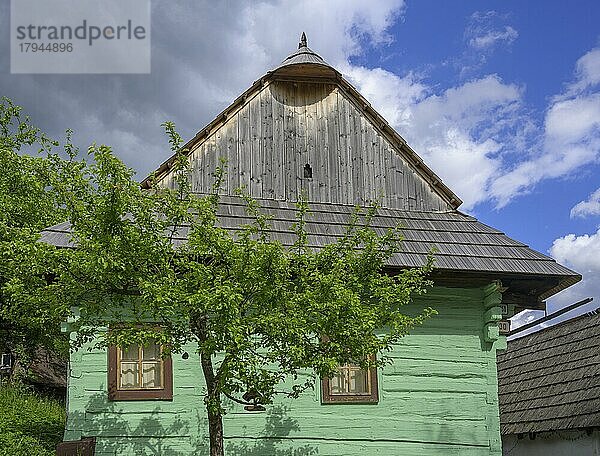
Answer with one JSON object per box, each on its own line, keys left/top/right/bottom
{"left": 64, "top": 286, "right": 505, "bottom": 455}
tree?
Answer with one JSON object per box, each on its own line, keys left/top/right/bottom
{"left": 0, "top": 98, "right": 68, "bottom": 366}
{"left": 16, "top": 116, "right": 435, "bottom": 456}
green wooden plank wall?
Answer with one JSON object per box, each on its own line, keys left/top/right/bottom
{"left": 64, "top": 286, "right": 504, "bottom": 455}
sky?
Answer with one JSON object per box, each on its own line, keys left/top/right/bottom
{"left": 1, "top": 0, "right": 600, "bottom": 331}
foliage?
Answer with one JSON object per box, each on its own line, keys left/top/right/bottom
{"left": 6, "top": 102, "right": 436, "bottom": 455}
{"left": 0, "top": 383, "right": 66, "bottom": 456}
{"left": 0, "top": 98, "right": 68, "bottom": 361}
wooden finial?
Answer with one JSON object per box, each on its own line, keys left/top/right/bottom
{"left": 299, "top": 32, "right": 307, "bottom": 49}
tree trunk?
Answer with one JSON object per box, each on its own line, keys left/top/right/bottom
{"left": 201, "top": 351, "right": 224, "bottom": 456}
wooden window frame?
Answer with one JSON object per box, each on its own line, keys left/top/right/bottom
{"left": 321, "top": 356, "right": 379, "bottom": 404}
{"left": 108, "top": 343, "right": 173, "bottom": 401}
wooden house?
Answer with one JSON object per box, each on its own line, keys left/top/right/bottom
{"left": 43, "top": 35, "right": 580, "bottom": 456}
{"left": 498, "top": 309, "right": 600, "bottom": 456}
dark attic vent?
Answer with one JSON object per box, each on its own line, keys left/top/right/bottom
{"left": 304, "top": 163, "right": 312, "bottom": 178}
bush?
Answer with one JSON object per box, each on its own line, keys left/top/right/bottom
{"left": 0, "top": 383, "right": 66, "bottom": 456}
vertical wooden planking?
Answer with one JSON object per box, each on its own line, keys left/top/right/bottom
{"left": 154, "top": 80, "right": 454, "bottom": 212}
{"left": 185, "top": 145, "right": 195, "bottom": 192}
{"left": 334, "top": 88, "right": 345, "bottom": 204}
{"left": 396, "top": 149, "right": 409, "bottom": 210}
{"left": 374, "top": 132, "right": 385, "bottom": 203}
{"left": 350, "top": 102, "right": 363, "bottom": 205}
{"left": 361, "top": 113, "right": 371, "bottom": 204}
{"left": 300, "top": 83, "right": 310, "bottom": 200}
{"left": 296, "top": 83, "right": 308, "bottom": 200}
{"left": 346, "top": 96, "right": 356, "bottom": 204}
{"left": 313, "top": 84, "right": 323, "bottom": 201}
{"left": 271, "top": 84, "right": 285, "bottom": 200}
{"left": 215, "top": 126, "right": 228, "bottom": 195}
{"left": 292, "top": 82, "right": 302, "bottom": 201}
{"left": 305, "top": 83, "right": 318, "bottom": 201}
{"left": 408, "top": 168, "right": 418, "bottom": 211}
{"left": 318, "top": 84, "right": 331, "bottom": 203}
{"left": 237, "top": 102, "right": 251, "bottom": 193}
{"left": 326, "top": 85, "right": 340, "bottom": 204}
{"left": 305, "top": 83, "right": 313, "bottom": 201}
{"left": 197, "top": 143, "right": 206, "bottom": 194}
{"left": 249, "top": 92, "right": 262, "bottom": 197}
{"left": 345, "top": 93, "right": 354, "bottom": 205}
{"left": 262, "top": 84, "right": 274, "bottom": 199}
{"left": 226, "top": 118, "right": 239, "bottom": 194}
{"left": 314, "top": 83, "right": 323, "bottom": 201}
{"left": 365, "top": 115, "right": 373, "bottom": 204}
{"left": 338, "top": 91, "right": 352, "bottom": 205}
{"left": 378, "top": 138, "right": 388, "bottom": 207}
{"left": 207, "top": 136, "right": 218, "bottom": 193}
{"left": 417, "top": 175, "right": 429, "bottom": 211}
{"left": 283, "top": 83, "right": 297, "bottom": 201}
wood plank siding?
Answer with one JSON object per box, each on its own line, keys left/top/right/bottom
{"left": 158, "top": 81, "right": 451, "bottom": 212}
{"left": 64, "top": 287, "right": 503, "bottom": 456}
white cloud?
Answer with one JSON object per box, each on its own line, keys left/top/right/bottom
{"left": 566, "top": 48, "right": 600, "bottom": 95}
{"left": 404, "top": 76, "right": 524, "bottom": 209}
{"left": 465, "top": 11, "right": 519, "bottom": 51}
{"left": 489, "top": 47, "right": 600, "bottom": 207}
{"left": 550, "top": 229, "right": 600, "bottom": 274}
{"left": 546, "top": 94, "right": 600, "bottom": 143}
{"left": 341, "top": 65, "right": 427, "bottom": 126}
{"left": 241, "top": 0, "right": 405, "bottom": 68}
{"left": 510, "top": 309, "right": 541, "bottom": 328}
{"left": 0, "top": 0, "right": 407, "bottom": 178}
{"left": 469, "top": 26, "right": 518, "bottom": 50}
{"left": 571, "top": 187, "right": 600, "bottom": 218}
{"left": 510, "top": 227, "right": 600, "bottom": 335}
{"left": 547, "top": 228, "right": 600, "bottom": 312}
{"left": 344, "top": 36, "right": 600, "bottom": 212}
{"left": 345, "top": 67, "right": 525, "bottom": 209}
{"left": 455, "top": 12, "right": 519, "bottom": 77}
{"left": 508, "top": 309, "right": 545, "bottom": 338}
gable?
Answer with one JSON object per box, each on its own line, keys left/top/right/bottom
{"left": 153, "top": 79, "right": 458, "bottom": 211}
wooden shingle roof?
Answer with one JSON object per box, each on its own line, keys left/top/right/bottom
{"left": 274, "top": 33, "right": 333, "bottom": 70}
{"left": 42, "top": 35, "right": 580, "bottom": 306}
{"left": 40, "top": 196, "right": 579, "bottom": 302}
{"left": 498, "top": 310, "right": 600, "bottom": 435}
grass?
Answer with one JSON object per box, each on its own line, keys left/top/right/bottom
{"left": 0, "top": 382, "right": 66, "bottom": 456}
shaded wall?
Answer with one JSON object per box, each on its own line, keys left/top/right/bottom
{"left": 502, "top": 430, "right": 600, "bottom": 456}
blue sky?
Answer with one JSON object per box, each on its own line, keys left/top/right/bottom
{"left": 341, "top": 0, "right": 600, "bottom": 326}
{"left": 1, "top": 0, "right": 599, "bottom": 328}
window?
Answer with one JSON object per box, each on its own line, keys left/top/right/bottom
{"left": 108, "top": 341, "right": 173, "bottom": 401}
{"left": 321, "top": 357, "right": 379, "bottom": 404}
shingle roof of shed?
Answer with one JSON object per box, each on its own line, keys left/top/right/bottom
{"left": 40, "top": 196, "right": 578, "bottom": 299}
{"left": 497, "top": 310, "right": 600, "bottom": 434}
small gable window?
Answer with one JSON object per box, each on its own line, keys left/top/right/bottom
{"left": 303, "top": 163, "right": 313, "bottom": 178}
{"left": 321, "top": 357, "right": 379, "bottom": 404}
{"left": 108, "top": 341, "right": 173, "bottom": 401}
